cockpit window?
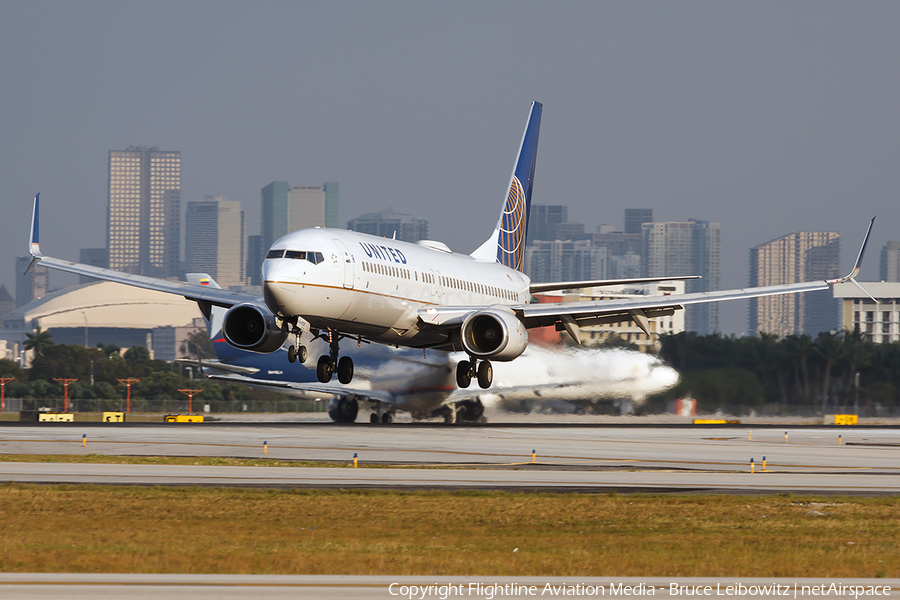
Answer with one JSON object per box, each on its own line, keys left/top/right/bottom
{"left": 266, "top": 249, "right": 285, "bottom": 259}
{"left": 279, "top": 250, "right": 326, "bottom": 265}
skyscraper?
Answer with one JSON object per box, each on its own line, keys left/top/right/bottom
{"left": 78, "top": 248, "right": 108, "bottom": 285}
{"left": 642, "top": 219, "right": 721, "bottom": 334}
{"left": 524, "top": 240, "right": 608, "bottom": 283}
{"left": 347, "top": 209, "right": 429, "bottom": 243}
{"left": 107, "top": 147, "right": 181, "bottom": 277}
{"left": 527, "top": 205, "right": 567, "bottom": 242}
{"left": 260, "top": 181, "right": 339, "bottom": 252}
{"left": 880, "top": 241, "right": 900, "bottom": 282}
{"left": 15, "top": 256, "right": 49, "bottom": 307}
{"left": 185, "top": 196, "right": 246, "bottom": 288}
{"left": 624, "top": 208, "right": 653, "bottom": 234}
{"left": 247, "top": 234, "right": 262, "bottom": 287}
{"left": 749, "top": 231, "right": 840, "bottom": 337}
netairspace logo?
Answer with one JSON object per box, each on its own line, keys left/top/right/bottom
{"left": 387, "top": 583, "right": 895, "bottom": 599}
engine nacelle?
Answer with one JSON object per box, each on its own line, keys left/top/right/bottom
{"left": 460, "top": 308, "right": 529, "bottom": 361}
{"left": 222, "top": 303, "right": 289, "bottom": 353}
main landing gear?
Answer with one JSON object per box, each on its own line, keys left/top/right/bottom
{"left": 328, "top": 397, "right": 359, "bottom": 423}
{"left": 315, "top": 329, "right": 354, "bottom": 384}
{"left": 456, "top": 357, "right": 492, "bottom": 389}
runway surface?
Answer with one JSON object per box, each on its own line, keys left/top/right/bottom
{"left": 0, "top": 575, "right": 896, "bottom": 600}
{"left": 1, "top": 423, "right": 898, "bottom": 494}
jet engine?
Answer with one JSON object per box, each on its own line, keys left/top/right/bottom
{"left": 460, "top": 308, "right": 528, "bottom": 361}
{"left": 222, "top": 303, "right": 289, "bottom": 353}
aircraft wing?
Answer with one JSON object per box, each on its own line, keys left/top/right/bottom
{"left": 529, "top": 275, "right": 700, "bottom": 295}
{"left": 203, "top": 372, "right": 396, "bottom": 404}
{"left": 421, "top": 217, "right": 876, "bottom": 342}
{"left": 27, "top": 194, "right": 258, "bottom": 316}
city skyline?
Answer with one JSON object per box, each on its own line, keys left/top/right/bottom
{"left": 3, "top": 3, "right": 900, "bottom": 335}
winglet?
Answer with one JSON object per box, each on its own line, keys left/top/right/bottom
{"left": 828, "top": 216, "right": 874, "bottom": 285}
{"left": 24, "top": 193, "right": 43, "bottom": 274}
{"left": 828, "top": 216, "right": 878, "bottom": 303}
{"left": 29, "top": 193, "right": 42, "bottom": 258}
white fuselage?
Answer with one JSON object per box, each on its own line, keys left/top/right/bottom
{"left": 262, "top": 228, "right": 531, "bottom": 348}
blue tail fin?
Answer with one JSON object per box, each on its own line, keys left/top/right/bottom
{"left": 471, "top": 101, "right": 542, "bottom": 271}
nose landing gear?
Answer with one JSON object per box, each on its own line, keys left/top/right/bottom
{"left": 287, "top": 318, "right": 309, "bottom": 365}
{"left": 287, "top": 344, "right": 308, "bottom": 364}
{"left": 456, "top": 358, "right": 493, "bottom": 389}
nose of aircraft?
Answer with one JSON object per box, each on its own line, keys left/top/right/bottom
{"left": 650, "top": 361, "right": 680, "bottom": 390}
{"left": 262, "top": 260, "right": 299, "bottom": 313}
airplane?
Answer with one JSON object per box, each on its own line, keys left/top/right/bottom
{"left": 26, "top": 101, "right": 875, "bottom": 395}
{"left": 188, "top": 274, "right": 680, "bottom": 423}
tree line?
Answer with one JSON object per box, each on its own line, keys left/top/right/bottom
{"left": 653, "top": 330, "right": 899, "bottom": 411}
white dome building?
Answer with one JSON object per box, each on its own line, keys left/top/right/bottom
{"left": 2, "top": 281, "right": 204, "bottom": 362}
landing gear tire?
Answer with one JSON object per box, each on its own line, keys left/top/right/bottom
{"left": 477, "top": 361, "right": 493, "bottom": 389}
{"left": 381, "top": 413, "right": 393, "bottom": 424}
{"left": 317, "top": 356, "right": 334, "bottom": 383}
{"left": 337, "top": 398, "right": 358, "bottom": 422}
{"left": 298, "top": 345, "right": 307, "bottom": 363}
{"left": 288, "top": 345, "right": 297, "bottom": 363}
{"left": 337, "top": 356, "right": 354, "bottom": 384}
{"left": 456, "top": 360, "right": 472, "bottom": 388}
{"left": 370, "top": 413, "right": 379, "bottom": 424}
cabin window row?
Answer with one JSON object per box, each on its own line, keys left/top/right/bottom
{"left": 362, "top": 262, "right": 410, "bottom": 280}
{"left": 360, "top": 262, "right": 519, "bottom": 302}
{"left": 438, "top": 275, "right": 516, "bottom": 302}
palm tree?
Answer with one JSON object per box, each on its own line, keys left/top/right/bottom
{"left": 24, "top": 326, "right": 54, "bottom": 357}
{"left": 813, "top": 331, "right": 844, "bottom": 411}
{"left": 784, "top": 334, "right": 813, "bottom": 401}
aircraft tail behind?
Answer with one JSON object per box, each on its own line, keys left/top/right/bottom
{"left": 471, "top": 101, "right": 542, "bottom": 272}
{"left": 185, "top": 273, "right": 236, "bottom": 358}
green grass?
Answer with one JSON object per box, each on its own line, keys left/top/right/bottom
{"left": 0, "top": 485, "right": 896, "bottom": 576}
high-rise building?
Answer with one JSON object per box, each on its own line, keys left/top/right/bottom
{"left": 749, "top": 231, "right": 840, "bottom": 337}
{"left": 107, "top": 147, "right": 181, "bottom": 277}
{"left": 247, "top": 234, "right": 262, "bottom": 287}
{"left": 260, "top": 181, "right": 290, "bottom": 253}
{"left": 260, "top": 181, "right": 339, "bottom": 252}
{"left": 185, "top": 196, "right": 246, "bottom": 288}
{"left": 15, "top": 256, "right": 49, "bottom": 307}
{"left": 880, "top": 241, "right": 900, "bottom": 282}
{"left": 524, "top": 240, "right": 608, "bottom": 284}
{"left": 78, "top": 248, "right": 108, "bottom": 285}
{"left": 624, "top": 208, "right": 653, "bottom": 234}
{"left": 0, "top": 285, "right": 15, "bottom": 318}
{"left": 347, "top": 209, "right": 429, "bottom": 243}
{"left": 527, "top": 205, "right": 567, "bottom": 242}
{"left": 642, "top": 219, "right": 721, "bottom": 334}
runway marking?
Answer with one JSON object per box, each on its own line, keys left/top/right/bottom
{"left": 3, "top": 439, "right": 900, "bottom": 473}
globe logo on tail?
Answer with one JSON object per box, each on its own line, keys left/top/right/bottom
{"left": 498, "top": 176, "right": 527, "bottom": 271}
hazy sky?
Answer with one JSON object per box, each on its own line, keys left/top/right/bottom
{"left": 2, "top": 1, "right": 899, "bottom": 334}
